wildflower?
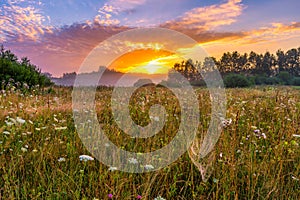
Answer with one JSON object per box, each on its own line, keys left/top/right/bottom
{"left": 154, "top": 196, "right": 165, "bottom": 200}
{"left": 108, "top": 166, "right": 118, "bottom": 171}
{"left": 32, "top": 149, "right": 38, "bottom": 153}
{"left": 79, "top": 155, "right": 94, "bottom": 162}
{"left": 137, "top": 195, "right": 142, "bottom": 199}
{"left": 213, "top": 178, "right": 219, "bottom": 183}
{"left": 128, "top": 157, "right": 138, "bottom": 164}
{"left": 58, "top": 157, "right": 66, "bottom": 162}
{"left": 144, "top": 164, "right": 154, "bottom": 170}
{"left": 5, "top": 121, "right": 14, "bottom": 126}
{"left": 16, "top": 117, "right": 25, "bottom": 124}
{"left": 108, "top": 193, "right": 113, "bottom": 198}
{"left": 21, "top": 147, "right": 27, "bottom": 152}
{"left": 261, "top": 133, "right": 267, "bottom": 139}
{"left": 3, "top": 131, "right": 10, "bottom": 135}
{"left": 55, "top": 126, "right": 67, "bottom": 130}
{"left": 291, "top": 175, "right": 299, "bottom": 181}
{"left": 221, "top": 118, "right": 232, "bottom": 128}
{"left": 254, "top": 129, "right": 260, "bottom": 134}
{"left": 293, "top": 134, "right": 300, "bottom": 138}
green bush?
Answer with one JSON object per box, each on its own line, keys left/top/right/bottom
{"left": 291, "top": 77, "right": 300, "bottom": 86}
{"left": 0, "top": 45, "right": 52, "bottom": 89}
{"left": 224, "top": 74, "right": 251, "bottom": 88}
{"left": 277, "top": 71, "right": 291, "bottom": 85}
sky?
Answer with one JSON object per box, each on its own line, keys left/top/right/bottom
{"left": 1, "top": 0, "right": 300, "bottom": 76}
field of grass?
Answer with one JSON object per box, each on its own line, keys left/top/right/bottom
{"left": 0, "top": 86, "right": 299, "bottom": 199}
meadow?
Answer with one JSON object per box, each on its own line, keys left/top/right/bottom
{"left": 0, "top": 85, "right": 299, "bottom": 199}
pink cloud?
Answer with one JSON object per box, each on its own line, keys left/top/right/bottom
{"left": 0, "top": 2, "right": 52, "bottom": 42}
{"left": 162, "top": 0, "right": 244, "bottom": 33}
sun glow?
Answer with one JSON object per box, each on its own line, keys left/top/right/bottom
{"left": 108, "top": 49, "right": 182, "bottom": 75}
{"left": 136, "top": 59, "right": 169, "bottom": 74}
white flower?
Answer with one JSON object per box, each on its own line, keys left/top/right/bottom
{"left": 291, "top": 175, "right": 299, "bottom": 181}
{"left": 108, "top": 166, "right": 118, "bottom": 171}
{"left": 21, "top": 147, "right": 27, "bottom": 152}
{"left": 16, "top": 117, "right": 26, "bottom": 124}
{"left": 293, "top": 134, "right": 300, "bottom": 138}
{"left": 55, "top": 127, "right": 67, "bottom": 130}
{"left": 3, "top": 131, "right": 10, "bottom": 135}
{"left": 221, "top": 118, "right": 232, "bottom": 128}
{"left": 261, "top": 133, "right": 267, "bottom": 139}
{"left": 154, "top": 196, "right": 166, "bottom": 200}
{"left": 144, "top": 164, "right": 154, "bottom": 170}
{"left": 79, "top": 155, "right": 94, "bottom": 162}
{"left": 128, "top": 157, "right": 138, "bottom": 164}
{"left": 58, "top": 157, "right": 66, "bottom": 162}
{"left": 5, "top": 121, "right": 14, "bottom": 126}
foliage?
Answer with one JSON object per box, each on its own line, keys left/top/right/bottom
{"left": 223, "top": 74, "right": 252, "bottom": 88}
{"left": 277, "top": 71, "right": 292, "bottom": 85}
{"left": 169, "top": 47, "right": 300, "bottom": 87}
{"left": 291, "top": 77, "right": 300, "bottom": 86}
{"left": 0, "top": 45, "right": 53, "bottom": 89}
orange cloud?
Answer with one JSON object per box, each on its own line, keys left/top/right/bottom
{"left": 200, "top": 21, "right": 300, "bottom": 58}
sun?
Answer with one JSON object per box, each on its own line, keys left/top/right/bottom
{"left": 141, "top": 60, "right": 166, "bottom": 74}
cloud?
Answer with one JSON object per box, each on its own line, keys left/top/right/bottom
{"left": 162, "top": 0, "right": 244, "bottom": 33}
{"left": 93, "top": 0, "right": 147, "bottom": 26}
{"left": 107, "top": 0, "right": 146, "bottom": 12}
{"left": 5, "top": 22, "right": 130, "bottom": 76}
{"left": 0, "top": 1, "right": 52, "bottom": 42}
{"left": 217, "top": 22, "right": 300, "bottom": 46}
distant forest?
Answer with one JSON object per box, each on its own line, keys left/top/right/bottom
{"left": 168, "top": 47, "right": 300, "bottom": 87}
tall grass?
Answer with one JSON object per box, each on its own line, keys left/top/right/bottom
{"left": 0, "top": 86, "right": 299, "bottom": 199}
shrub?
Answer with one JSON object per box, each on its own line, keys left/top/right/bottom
{"left": 291, "top": 77, "right": 300, "bottom": 86}
{"left": 277, "top": 71, "right": 291, "bottom": 85}
{"left": 0, "top": 45, "right": 52, "bottom": 89}
{"left": 224, "top": 74, "right": 251, "bottom": 88}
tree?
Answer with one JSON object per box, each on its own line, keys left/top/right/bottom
{"left": 0, "top": 45, "right": 53, "bottom": 89}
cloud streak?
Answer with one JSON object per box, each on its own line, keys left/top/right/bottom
{"left": 162, "top": 0, "right": 244, "bottom": 33}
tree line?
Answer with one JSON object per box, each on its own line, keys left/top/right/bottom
{"left": 168, "top": 47, "right": 300, "bottom": 87}
{"left": 0, "top": 45, "right": 52, "bottom": 90}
